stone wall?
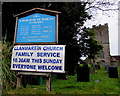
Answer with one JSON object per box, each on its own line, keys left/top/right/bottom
{"left": 92, "top": 23, "right": 110, "bottom": 65}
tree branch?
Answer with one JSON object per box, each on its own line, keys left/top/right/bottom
{"left": 85, "top": 6, "right": 119, "bottom": 11}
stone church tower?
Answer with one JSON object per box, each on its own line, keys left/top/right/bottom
{"left": 92, "top": 23, "right": 110, "bottom": 66}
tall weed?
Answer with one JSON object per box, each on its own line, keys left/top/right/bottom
{"left": 1, "top": 36, "right": 16, "bottom": 90}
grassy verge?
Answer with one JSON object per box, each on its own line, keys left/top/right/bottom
{"left": 3, "top": 65, "right": 119, "bottom": 95}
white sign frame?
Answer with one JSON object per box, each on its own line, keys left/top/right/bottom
{"left": 11, "top": 45, "right": 65, "bottom": 73}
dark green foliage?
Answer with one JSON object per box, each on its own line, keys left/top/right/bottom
{"left": 77, "top": 28, "right": 103, "bottom": 59}
{"left": 2, "top": 36, "right": 16, "bottom": 90}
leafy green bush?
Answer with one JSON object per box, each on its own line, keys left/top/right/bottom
{"left": 2, "top": 37, "right": 16, "bottom": 90}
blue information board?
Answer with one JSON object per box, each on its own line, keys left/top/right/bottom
{"left": 16, "top": 13, "right": 56, "bottom": 43}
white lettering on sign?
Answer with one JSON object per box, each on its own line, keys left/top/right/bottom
{"left": 11, "top": 45, "right": 65, "bottom": 73}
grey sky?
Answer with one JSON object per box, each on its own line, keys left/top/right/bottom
{"left": 84, "top": 0, "right": 119, "bottom": 56}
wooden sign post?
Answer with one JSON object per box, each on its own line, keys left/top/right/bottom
{"left": 16, "top": 72, "right": 50, "bottom": 91}
{"left": 46, "top": 73, "right": 51, "bottom": 92}
{"left": 11, "top": 8, "right": 65, "bottom": 92}
{"left": 16, "top": 75, "right": 22, "bottom": 89}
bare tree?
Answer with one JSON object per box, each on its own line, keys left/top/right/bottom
{"left": 84, "top": 0, "right": 119, "bottom": 19}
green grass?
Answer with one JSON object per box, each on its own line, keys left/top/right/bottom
{"left": 3, "top": 66, "right": 119, "bottom": 95}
